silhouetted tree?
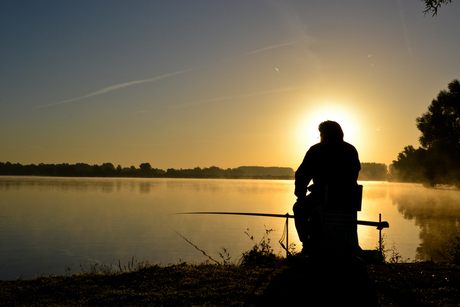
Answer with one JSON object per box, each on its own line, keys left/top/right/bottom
{"left": 101, "top": 163, "right": 116, "bottom": 176}
{"left": 139, "top": 163, "right": 151, "bottom": 171}
{"left": 92, "top": 164, "right": 103, "bottom": 176}
{"left": 236, "top": 166, "right": 294, "bottom": 178}
{"left": 166, "top": 168, "right": 182, "bottom": 177}
{"left": 358, "top": 163, "right": 388, "bottom": 181}
{"left": 139, "top": 163, "right": 154, "bottom": 177}
{"left": 390, "top": 146, "right": 430, "bottom": 184}
{"left": 416, "top": 79, "right": 460, "bottom": 185}
{"left": 202, "top": 166, "right": 225, "bottom": 178}
{"left": 391, "top": 80, "right": 460, "bottom": 185}
{"left": 73, "top": 163, "right": 91, "bottom": 176}
{"left": 421, "top": 0, "right": 452, "bottom": 15}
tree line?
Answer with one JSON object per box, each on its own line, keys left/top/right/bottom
{"left": 389, "top": 79, "right": 460, "bottom": 187}
{"left": 0, "top": 161, "right": 388, "bottom": 181}
{"left": 0, "top": 163, "right": 295, "bottom": 179}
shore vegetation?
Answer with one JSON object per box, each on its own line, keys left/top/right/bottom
{"left": 0, "top": 162, "right": 388, "bottom": 181}
{"left": 1, "top": 227, "right": 460, "bottom": 306}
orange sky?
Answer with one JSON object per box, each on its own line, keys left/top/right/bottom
{"left": 1, "top": 1, "right": 459, "bottom": 170}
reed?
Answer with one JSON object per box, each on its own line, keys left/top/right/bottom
{"left": 378, "top": 234, "right": 411, "bottom": 263}
{"left": 238, "top": 227, "right": 284, "bottom": 267}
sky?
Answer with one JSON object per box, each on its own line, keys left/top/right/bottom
{"left": 1, "top": 1, "right": 460, "bottom": 171}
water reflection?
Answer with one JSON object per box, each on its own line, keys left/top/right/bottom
{"left": 1, "top": 177, "right": 459, "bottom": 280}
{"left": 0, "top": 177, "right": 134, "bottom": 194}
{"left": 0, "top": 176, "right": 297, "bottom": 280}
{"left": 389, "top": 185, "right": 460, "bottom": 261}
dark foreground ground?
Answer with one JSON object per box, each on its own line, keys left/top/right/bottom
{"left": 1, "top": 260, "right": 459, "bottom": 306}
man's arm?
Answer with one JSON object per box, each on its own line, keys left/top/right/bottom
{"left": 294, "top": 152, "right": 313, "bottom": 198}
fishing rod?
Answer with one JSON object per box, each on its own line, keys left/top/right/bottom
{"left": 177, "top": 211, "right": 389, "bottom": 228}
{"left": 176, "top": 211, "right": 389, "bottom": 257}
{"left": 177, "top": 211, "right": 294, "bottom": 257}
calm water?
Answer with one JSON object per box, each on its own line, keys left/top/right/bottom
{"left": 1, "top": 176, "right": 459, "bottom": 280}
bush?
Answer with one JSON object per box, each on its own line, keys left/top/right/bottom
{"left": 238, "top": 228, "right": 283, "bottom": 267}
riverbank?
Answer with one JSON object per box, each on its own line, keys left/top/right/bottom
{"left": 1, "top": 261, "right": 459, "bottom": 306}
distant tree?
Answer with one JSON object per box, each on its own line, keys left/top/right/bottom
{"left": 421, "top": 0, "right": 453, "bottom": 15}
{"left": 139, "top": 163, "right": 153, "bottom": 177}
{"left": 139, "top": 163, "right": 151, "bottom": 171}
{"left": 56, "top": 163, "right": 75, "bottom": 176}
{"left": 166, "top": 168, "right": 182, "bottom": 177}
{"left": 358, "top": 163, "right": 388, "bottom": 181}
{"left": 390, "top": 146, "right": 430, "bottom": 184}
{"left": 416, "top": 79, "right": 460, "bottom": 185}
{"left": 202, "top": 166, "right": 225, "bottom": 178}
{"left": 417, "top": 80, "right": 460, "bottom": 153}
{"left": 391, "top": 80, "right": 460, "bottom": 185}
{"left": 235, "top": 166, "right": 295, "bottom": 178}
{"left": 92, "top": 164, "right": 103, "bottom": 176}
{"left": 75, "top": 163, "right": 92, "bottom": 176}
{"left": 101, "top": 163, "right": 116, "bottom": 176}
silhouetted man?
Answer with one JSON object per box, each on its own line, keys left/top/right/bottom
{"left": 294, "top": 120, "right": 360, "bottom": 255}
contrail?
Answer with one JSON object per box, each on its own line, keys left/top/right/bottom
{"left": 31, "top": 69, "right": 193, "bottom": 109}
{"left": 395, "top": 0, "right": 413, "bottom": 55}
{"left": 32, "top": 40, "right": 301, "bottom": 109}
{"left": 171, "top": 86, "right": 307, "bottom": 108}
{"left": 241, "top": 41, "right": 294, "bottom": 56}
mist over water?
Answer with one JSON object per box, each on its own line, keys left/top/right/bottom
{"left": 1, "top": 177, "right": 459, "bottom": 280}
{"left": 389, "top": 184, "right": 460, "bottom": 261}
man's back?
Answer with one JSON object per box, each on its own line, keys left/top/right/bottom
{"left": 295, "top": 139, "right": 360, "bottom": 199}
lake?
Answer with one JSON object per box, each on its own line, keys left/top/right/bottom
{"left": 1, "top": 176, "right": 459, "bottom": 280}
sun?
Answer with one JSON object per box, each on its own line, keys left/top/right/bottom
{"left": 295, "top": 102, "right": 362, "bottom": 150}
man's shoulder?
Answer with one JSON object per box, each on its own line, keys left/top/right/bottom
{"left": 307, "top": 143, "right": 323, "bottom": 154}
{"left": 343, "top": 141, "right": 357, "bottom": 149}
{"left": 309, "top": 143, "right": 322, "bottom": 150}
{"left": 310, "top": 141, "right": 356, "bottom": 150}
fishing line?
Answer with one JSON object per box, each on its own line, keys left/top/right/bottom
{"left": 163, "top": 219, "right": 221, "bottom": 265}
{"left": 278, "top": 219, "right": 292, "bottom": 257}
{"left": 175, "top": 211, "right": 294, "bottom": 257}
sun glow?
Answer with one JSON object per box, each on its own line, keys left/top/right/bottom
{"left": 295, "top": 102, "right": 363, "bottom": 153}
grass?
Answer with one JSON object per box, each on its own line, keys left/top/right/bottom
{"left": 379, "top": 234, "right": 412, "bottom": 263}
{"left": 238, "top": 228, "right": 284, "bottom": 267}
{"left": 1, "top": 230, "right": 460, "bottom": 306}
{"left": 0, "top": 263, "right": 281, "bottom": 306}
{"left": 1, "top": 261, "right": 459, "bottom": 306}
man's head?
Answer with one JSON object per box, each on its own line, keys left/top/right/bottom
{"left": 318, "top": 120, "right": 344, "bottom": 141}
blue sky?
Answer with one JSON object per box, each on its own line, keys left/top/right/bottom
{"left": 1, "top": 1, "right": 460, "bottom": 170}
